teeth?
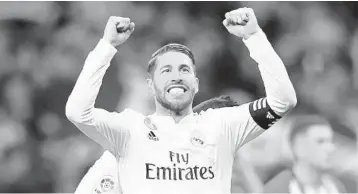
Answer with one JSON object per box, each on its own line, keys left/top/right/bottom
{"left": 169, "top": 88, "right": 185, "bottom": 94}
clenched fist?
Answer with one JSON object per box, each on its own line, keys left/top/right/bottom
{"left": 103, "top": 16, "right": 135, "bottom": 48}
{"left": 223, "top": 7, "right": 260, "bottom": 40}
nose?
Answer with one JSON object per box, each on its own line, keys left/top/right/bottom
{"left": 325, "top": 143, "right": 335, "bottom": 155}
{"left": 170, "top": 69, "right": 182, "bottom": 82}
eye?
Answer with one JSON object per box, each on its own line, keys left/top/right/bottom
{"left": 161, "top": 69, "right": 170, "bottom": 74}
{"left": 181, "top": 68, "right": 190, "bottom": 73}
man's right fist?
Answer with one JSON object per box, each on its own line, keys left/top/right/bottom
{"left": 103, "top": 16, "right": 135, "bottom": 48}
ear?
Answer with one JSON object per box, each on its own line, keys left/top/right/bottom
{"left": 194, "top": 77, "right": 199, "bottom": 94}
{"left": 146, "top": 78, "right": 155, "bottom": 95}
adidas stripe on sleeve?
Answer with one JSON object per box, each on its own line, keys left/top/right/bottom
{"left": 249, "top": 98, "right": 282, "bottom": 130}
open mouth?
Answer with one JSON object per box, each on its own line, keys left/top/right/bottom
{"left": 167, "top": 85, "right": 188, "bottom": 94}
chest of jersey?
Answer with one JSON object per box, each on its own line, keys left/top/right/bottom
{"left": 117, "top": 113, "right": 240, "bottom": 194}
{"left": 121, "top": 117, "right": 222, "bottom": 181}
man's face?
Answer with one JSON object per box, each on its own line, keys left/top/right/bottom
{"left": 293, "top": 125, "right": 335, "bottom": 169}
{"left": 147, "top": 51, "right": 199, "bottom": 113}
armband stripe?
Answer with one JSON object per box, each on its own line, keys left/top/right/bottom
{"left": 249, "top": 98, "right": 282, "bottom": 130}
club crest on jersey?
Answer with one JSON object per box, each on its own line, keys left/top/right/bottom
{"left": 98, "top": 175, "right": 115, "bottom": 193}
{"left": 190, "top": 130, "right": 206, "bottom": 148}
{"left": 144, "top": 117, "right": 157, "bottom": 131}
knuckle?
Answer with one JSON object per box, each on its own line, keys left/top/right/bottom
{"left": 235, "top": 10, "right": 243, "bottom": 16}
{"left": 115, "top": 16, "right": 126, "bottom": 22}
{"left": 247, "top": 8, "right": 254, "bottom": 14}
{"left": 123, "top": 17, "right": 130, "bottom": 22}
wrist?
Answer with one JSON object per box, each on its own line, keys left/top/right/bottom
{"left": 243, "top": 27, "right": 262, "bottom": 40}
{"left": 98, "top": 39, "right": 118, "bottom": 56}
{"left": 101, "top": 37, "right": 119, "bottom": 50}
{"left": 102, "top": 37, "right": 120, "bottom": 48}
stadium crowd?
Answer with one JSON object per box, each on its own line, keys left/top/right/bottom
{"left": 0, "top": 1, "right": 357, "bottom": 192}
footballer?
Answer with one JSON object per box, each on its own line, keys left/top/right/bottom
{"left": 66, "top": 7, "right": 297, "bottom": 194}
{"left": 74, "top": 96, "right": 264, "bottom": 194}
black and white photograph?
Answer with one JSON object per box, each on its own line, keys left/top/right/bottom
{"left": 0, "top": 1, "right": 357, "bottom": 193}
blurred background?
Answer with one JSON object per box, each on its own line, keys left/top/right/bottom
{"left": 0, "top": 1, "right": 357, "bottom": 193}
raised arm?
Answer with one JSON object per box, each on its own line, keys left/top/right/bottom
{"left": 65, "top": 16, "right": 135, "bottom": 155}
{"left": 223, "top": 7, "right": 297, "bottom": 116}
{"left": 215, "top": 8, "right": 296, "bottom": 151}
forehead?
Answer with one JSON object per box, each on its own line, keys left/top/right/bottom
{"left": 305, "top": 125, "right": 333, "bottom": 140}
{"left": 155, "top": 51, "right": 193, "bottom": 69}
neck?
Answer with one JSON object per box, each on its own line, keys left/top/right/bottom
{"left": 292, "top": 161, "right": 323, "bottom": 188}
{"left": 155, "top": 102, "right": 193, "bottom": 123}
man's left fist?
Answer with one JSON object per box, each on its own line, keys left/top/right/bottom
{"left": 223, "top": 7, "right": 260, "bottom": 40}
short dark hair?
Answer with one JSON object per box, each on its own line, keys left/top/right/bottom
{"left": 147, "top": 43, "right": 196, "bottom": 78}
{"left": 193, "top": 95, "right": 240, "bottom": 113}
{"left": 288, "top": 115, "right": 330, "bottom": 146}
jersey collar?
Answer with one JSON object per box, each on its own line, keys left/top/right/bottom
{"left": 148, "top": 112, "right": 198, "bottom": 126}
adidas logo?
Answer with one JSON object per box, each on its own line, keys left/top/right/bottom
{"left": 266, "top": 112, "right": 275, "bottom": 119}
{"left": 148, "top": 131, "right": 159, "bottom": 141}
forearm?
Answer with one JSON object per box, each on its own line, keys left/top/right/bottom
{"left": 66, "top": 39, "right": 117, "bottom": 121}
{"left": 243, "top": 29, "right": 297, "bottom": 115}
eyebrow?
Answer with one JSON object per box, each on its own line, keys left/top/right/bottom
{"left": 179, "top": 64, "right": 192, "bottom": 70}
{"left": 160, "top": 65, "right": 172, "bottom": 70}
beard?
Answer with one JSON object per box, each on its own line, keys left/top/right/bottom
{"left": 154, "top": 84, "right": 195, "bottom": 115}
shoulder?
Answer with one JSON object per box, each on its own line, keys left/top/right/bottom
{"left": 115, "top": 108, "right": 142, "bottom": 118}
{"left": 199, "top": 104, "right": 249, "bottom": 119}
{"left": 196, "top": 105, "right": 251, "bottom": 136}
{"left": 110, "top": 108, "right": 145, "bottom": 127}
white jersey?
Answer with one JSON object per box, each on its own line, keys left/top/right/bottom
{"left": 75, "top": 151, "right": 120, "bottom": 194}
{"left": 117, "top": 105, "right": 267, "bottom": 194}
{"left": 66, "top": 29, "right": 296, "bottom": 194}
